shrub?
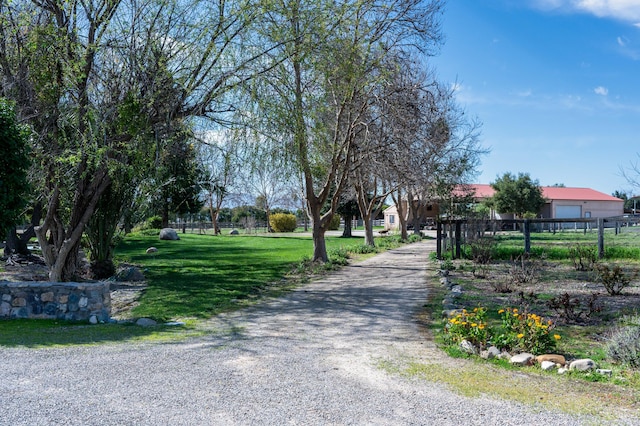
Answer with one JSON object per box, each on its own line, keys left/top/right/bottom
{"left": 440, "top": 259, "right": 455, "bottom": 271}
{"left": 328, "top": 246, "right": 350, "bottom": 266}
{"left": 269, "top": 213, "right": 298, "bottom": 233}
{"left": 146, "top": 216, "right": 163, "bottom": 229}
{"left": 328, "top": 215, "right": 341, "bottom": 230}
{"left": 468, "top": 236, "right": 495, "bottom": 265}
{"left": 493, "top": 307, "right": 559, "bottom": 354}
{"left": 507, "top": 253, "right": 539, "bottom": 285}
{"left": 408, "top": 234, "right": 422, "bottom": 243}
{"left": 606, "top": 315, "right": 640, "bottom": 370}
{"left": 594, "top": 264, "right": 637, "bottom": 296}
{"left": 568, "top": 243, "right": 597, "bottom": 271}
{"left": 377, "top": 235, "right": 403, "bottom": 249}
{"left": 350, "top": 244, "right": 378, "bottom": 255}
{"left": 547, "top": 292, "right": 601, "bottom": 323}
{"left": 444, "top": 307, "right": 491, "bottom": 349}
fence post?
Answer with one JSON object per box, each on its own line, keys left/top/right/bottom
{"left": 524, "top": 219, "right": 531, "bottom": 254}
{"left": 436, "top": 221, "right": 442, "bottom": 259}
{"left": 598, "top": 218, "right": 605, "bottom": 259}
{"left": 455, "top": 221, "right": 461, "bottom": 259}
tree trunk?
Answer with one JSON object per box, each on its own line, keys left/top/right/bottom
{"left": 360, "top": 210, "right": 375, "bottom": 246}
{"left": 341, "top": 215, "right": 352, "bottom": 237}
{"left": 311, "top": 213, "right": 328, "bottom": 262}
{"left": 3, "top": 202, "right": 43, "bottom": 256}
{"left": 208, "top": 196, "right": 220, "bottom": 235}
{"left": 312, "top": 224, "right": 328, "bottom": 262}
{"left": 392, "top": 189, "right": 408, "bottom": 241}
{"left": 162, "top": 202, "right": 170, "bottom": 228}
{"left": 37, "top": 167, "right": 110, "bottom": 281}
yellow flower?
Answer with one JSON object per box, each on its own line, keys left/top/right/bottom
{"left": 554, "top": 334, "right": 561, "bottom": 340}
{"left": 513, "top": 308, "right": 518, "bottom": 314}
{"left": 498, "top": 309, "right": 505, "bottom": 314}
{"left": 478, "top": 324, "right": 485, "bottom": 330}
{"left": 473, "top": 307, "right": 478, "bottom": 312}
{"left": 517, "top": 333, "right": 525, "bottom": 339}
{"left": 471, "top": 323, "right": 477, "bottom": 327}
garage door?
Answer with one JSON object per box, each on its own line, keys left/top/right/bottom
{"left": 556, "top": 205, "right": 581, "bottom": 219}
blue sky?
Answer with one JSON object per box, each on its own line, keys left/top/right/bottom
{"left": 432, "top": 0, "right": 640, "bottom": 196}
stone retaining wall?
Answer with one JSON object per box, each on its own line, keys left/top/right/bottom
{"left": 0, "top": 281, "right": 111, "bottom": 322}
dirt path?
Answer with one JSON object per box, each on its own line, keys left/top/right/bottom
{"left": 0, "top": 241, "right": 594, "bottom": 425}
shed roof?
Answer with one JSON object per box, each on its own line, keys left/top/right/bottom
{"left": 467, "top": 184, "right": 623, "bottom": 203}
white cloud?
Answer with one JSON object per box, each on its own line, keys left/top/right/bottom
{"left": 594, "top": 86, "right": 609, "bottom": 95}
{"left": 617, "top": 36, "right": 629, "bottom": 46}
{"left": 530, "top": 0, "right": 640, "bottom": 23}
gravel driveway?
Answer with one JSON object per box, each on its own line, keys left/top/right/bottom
{"left": 0, "top": 241, "right": 620, "bottom": 425}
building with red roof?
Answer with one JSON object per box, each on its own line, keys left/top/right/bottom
{"left": 466, "top": 184, "right": 623, "bottom": 219}
{"left": 383, "top": 184, "right": 624, "bottom": 230}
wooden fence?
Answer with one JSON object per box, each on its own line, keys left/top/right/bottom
{"left": 436, "top": 217, "right": 640, "bottom": 260}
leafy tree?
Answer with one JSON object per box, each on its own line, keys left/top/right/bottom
{"left": 337, "top": 198, "right": 359, "bottom": 238}
{"left": 0, "top": 98, "right": 30, "bottom": 237}
{"left": 612, "top": 190, "right": 636, "bottom": 212}
{"left": 253, "top": 0, "right": 445, "bottom": 262}
{"left": 490, "top": 172, "right": 546, "bottom": 217}
{"left": 0, "top": 0, "right": 280, "bottom": 280}
{"left": 155, "top": 136, "right": 204, "bottom": 227}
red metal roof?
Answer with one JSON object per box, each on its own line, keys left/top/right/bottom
{"left": 466, "top": 184, "right": 623, "bottom": 203}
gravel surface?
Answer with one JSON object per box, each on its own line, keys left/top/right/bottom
{"left": 0, "top": 241, "right": 634, "bottom": 425}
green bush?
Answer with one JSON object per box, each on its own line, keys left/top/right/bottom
{"left": 133, "top": 216, "right": 163, "bottom": 232}
{"left": 328, "top": 246, "right": 350, "bottom": 266}
{"left": 408, "top": 234, "right": 423, "bottom": 243}
{"left": 444, "top": 307, "right": 490, "bottom": 349}
{"left": 493, "top": 307, "right": 559, "bottom": 354}
{"left": 350, "top": 244, "right": 378, "bottom": 254}
{"left": 443, "top": 306, "right": 560, "bottom": 355}
{"left": 377, "top": 235, "right": 403, "bottom": 249}
{"left": 606, "top": 315, "right": 640, "bottom": 369}
{"left": 146, "top": 216, "right": 163, "bottom": 229}
{"left": 328, "top": 215, "right": 341, "bottom": 230}
{"left": 269, "top": 213, "right": 298, "bottom": 233}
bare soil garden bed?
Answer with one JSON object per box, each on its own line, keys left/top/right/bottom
{"left": 447, "top": 258, "right": 640, "bottom": 328}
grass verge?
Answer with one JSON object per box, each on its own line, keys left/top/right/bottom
{"left": 0, "top": 232, "right": 412, "bottom": 346}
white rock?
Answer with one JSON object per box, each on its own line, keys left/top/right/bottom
{"left": 540, "top": 361, "right": 556, "bottom": 371}
{"left": 510, "top": 353, "right": 535, "bottom": 366}
{"left": 89, "top": 315, "right": 98, "bottom": 325}
{"left": 146, "top": 247, "right": 158, "bottom": 254}
{"left": 558, "top": 367, "right": 568, "bottom": 374}
{"left": 459, "top": 339, "right": 478, "bottom": 355}
{"left": 159, "top": 228, "right": 180, "bottom": 240}
{"left": 569, "top": 359, "right": 597, "bottom": 371}
{"left": 450, "top": 285, "right": 463, "bottom": 294}
{"left": 480, "top": 346, "right": 501, "bottom": 359}
{"left": 596, "top": 369, "right": 612, "bottom": 377}
{"left": 487, "top": 346, "right": 501, "bottom": 358}
{"left": 136, "top": 317, "right": 158, "bottom": 327}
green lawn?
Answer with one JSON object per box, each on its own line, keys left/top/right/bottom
{"left": 115, "top": 232, "right": 365, "bottom": 321}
